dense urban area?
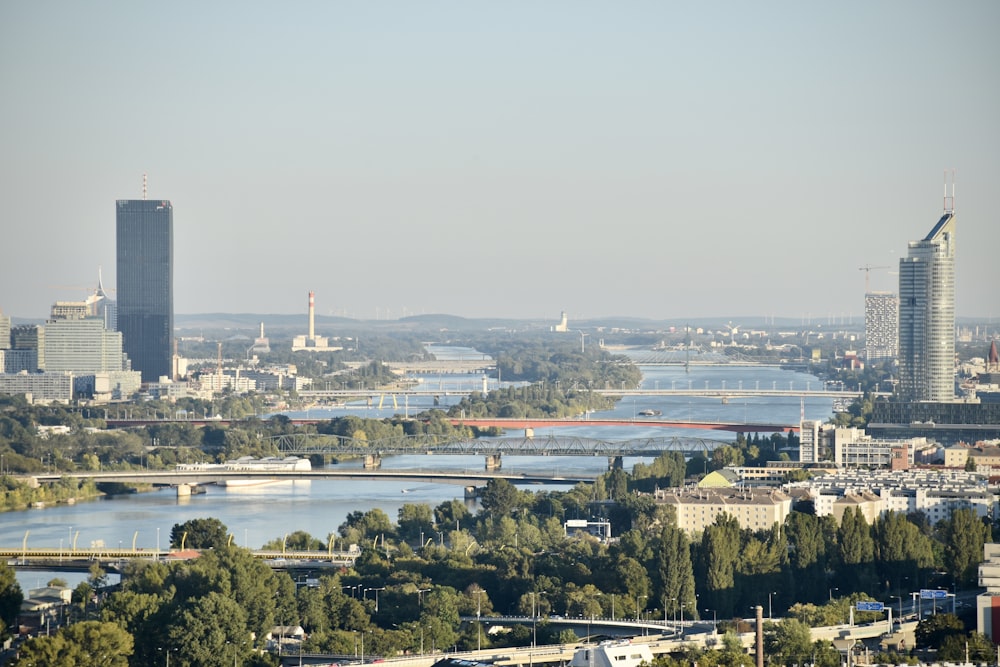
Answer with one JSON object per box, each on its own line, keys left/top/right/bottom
{"left": 1, "top": 315, "right": 999, "bottom": 666}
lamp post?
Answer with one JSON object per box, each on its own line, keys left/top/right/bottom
{"left": 474, "top": 589, "right": 486, "bottom": 651}
{"left": 890, "top": 595, "right": 902, "bottom": 627}
{"left": 635, "top": 594, "right": 647, "bottom": 622}
{"left": 365, "top": 587, "right": 386, "bottom": 613}
{"left": 768, "top": 591, "right": 776, "bottom": 619}
{"left": 705, "top": 608, "right": 717, "bottom": 635}
{"left": 530, "top": 591, "right": 547, "bottom": 648}
{"left": 679, "top": 602, "right": 685, "bottom": 639}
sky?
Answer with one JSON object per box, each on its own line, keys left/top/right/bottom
{"left": 1, "top": 1, "right": 998, "bottom": 323}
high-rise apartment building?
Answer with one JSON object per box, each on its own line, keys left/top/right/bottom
{"left": 864, "top": 292, "right": 898, "bottom": 362}
{"left": 897, "top": 206, "right": 955, "bottom": 401}
{"left": 116, "top": 199, "right": 173, "bottom": 383}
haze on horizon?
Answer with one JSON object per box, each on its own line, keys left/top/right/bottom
{"left": 1, "top": 2, "right": 998, "bottom": 323}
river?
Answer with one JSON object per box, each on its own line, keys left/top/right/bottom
{"left": 5, "top": 345, "right": 836, "bottom": 590}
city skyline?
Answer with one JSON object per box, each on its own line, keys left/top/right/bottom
{"left": 1, "top": 2, "right": 998, "bottom": 321}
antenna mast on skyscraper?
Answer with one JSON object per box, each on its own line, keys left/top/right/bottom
{"left": 142, "top": 173, "right": 147, "bottom": 200}
{"left": 943, "top": 169, "right": 955, "bottom": 214}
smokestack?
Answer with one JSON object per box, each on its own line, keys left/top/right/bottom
{"left": 308, "top": 291, "right": 315, "bottom": 340}
{"left": 259, "top": 322, "right": 265, "bottom": 339}
{"left": 755, "top": 605, "right": 764, "bottom": 667}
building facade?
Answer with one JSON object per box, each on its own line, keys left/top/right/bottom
{"left": 864, "top": 292, "right": 898, "bottom": 362}
{"left": 653, "top": 487, "right": 792, "bottom": 535}
{"left": 897, "top": 210, "right": 955, "bottom": 401}
{"left": 116, "top": 199, "right": 173, "bottom": 382}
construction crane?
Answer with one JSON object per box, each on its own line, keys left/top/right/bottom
{"left": 858, "top": 265, "right": 890, "bottom": 293}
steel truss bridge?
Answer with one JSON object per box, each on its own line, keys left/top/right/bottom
{"left": 270, "top": 433, "right": 732, "bottom": 459}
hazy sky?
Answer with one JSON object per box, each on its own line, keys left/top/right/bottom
{"left": 2, "top": 2, "right": 997, "bottom": 322}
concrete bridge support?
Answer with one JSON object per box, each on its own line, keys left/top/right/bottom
{"left": 363, "top": 454, "right": 382, "bottom": 469}
{"left": 484, "top": 454, "right": 502, "bottom": 470}
{"left": 608, "top": 456, "right": 624, "bottom": 471}
{"left": 177, "top": 484, "right": 192, "bottom": 498}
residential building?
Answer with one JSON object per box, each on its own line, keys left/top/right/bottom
{"left": 117, "top": 198, "right": 173, "bottom": 382}
{"left": 864, "top": 292, "right": 898, "bottom": 362}
{"left": 653, "top": 487, "right": 792, "bottom": 536}
{"left": 788, "top": 469, "right": 994, "bottom": 525}
{"left": 799, "top": 420, "right": 823, "bottom": 463}
{"left": 0, "top": 372, "right": 74, "bottom": 403}
{"left": 897, "top": 206, "right": 955, "bottom": 401}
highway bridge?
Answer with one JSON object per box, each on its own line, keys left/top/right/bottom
{"left": 27, "top": 467, "right": 594, "bottom": 488}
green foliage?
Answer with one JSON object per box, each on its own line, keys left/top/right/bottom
{"left": 939, "top": 508, "right": 990, "bottom": 586}
{"left": 0, "top": 560, "right": 23, "bottom": 629}
{"left": 170, "top": 517, "right": 230, "bottom": 549}
{"left": 11, "top": 621, "right": 133, "bottom": 666}
{"left": 915, "top": 612, "right": 965, "bottom": 648}
{"left": 764, "top": 618, "right": 813, "bottom": 667}
{"left": 479, "top": 478, "right": 523, "bottom": 517}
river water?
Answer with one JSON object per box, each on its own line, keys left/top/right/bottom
{"left": 6, "top": 345, "right": 838, "bottom": 589}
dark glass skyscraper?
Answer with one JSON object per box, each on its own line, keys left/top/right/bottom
{"left": 116, "top": 199, "right": 173, "bottom": 382}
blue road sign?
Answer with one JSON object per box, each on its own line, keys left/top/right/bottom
{"left": 920, "top": 589, "right": 948, "bottom": 599}
{"left": 856, "top": 601, "right": 885, "bottom": 612}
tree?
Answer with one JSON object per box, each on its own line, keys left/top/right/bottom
{"left": 658, "top": 525, "right": 697, "bottom": 620}
{"left": 12, "top": 621, "right": 133, "bottom": 666}
{"left": 398, "top": 503, "right": 435, "bottom": 543}
{"left": 764, "top": 618, "right": 813, "bottom": 667}
{"left": 940, "top": 508, "right": 990, "bottom": 586}
{"left": 835, "top": 507, "right": 875, "bottom": 592}
{"left": 165, "top": 592, "right": 250, "bottom": 667}
{"left": 915, "top": 612, "right": 964, "bottom": 649}
{"left": 873, "top": 511, "right": 934, "bottom": 590}
{"left": 480, "top": 478, "right": 521, "bottom": 517}
{"left": 170, "top": 517, "right": 229, "bottom": 549}
{"left": 0, "top": 560, "right": 22, "bottom": 629}
{"left": 701, "top": 514, "right": 741, "bottom": 613}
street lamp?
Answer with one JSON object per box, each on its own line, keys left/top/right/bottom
{"left": 705, "top": 608, "right": 717, "bottom": 635}
{"left": 365, "top": 587, "right": 386, "bottom": 613}
{"left": 768, "top": 591, "right": 776, "bottom": 619}
{"left": 158, "top": 647, "right": 177, "bottom": 667}
{"left": 474, "top": 589, "right": 486, "bottom": 651}
{"left": 635, "top": 594, "right": 647, "bottom": 622}
{"left": 530, "top": 591, "right": 547, "bottom": 648}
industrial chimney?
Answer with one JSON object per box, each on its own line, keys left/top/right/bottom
{"left": 755, "top": 605, "right": 764, "bottom": 667}
{"left": 308, "top": 291, "right": 315, "bottom": 341}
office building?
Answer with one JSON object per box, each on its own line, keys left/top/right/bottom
{"left": 864, "top": 292, "right": 898, "bottom": 362}
{"left": 897, "top": 202, "right": 956, "bottom": 401}
{"left": 0, "top": 312, "right": 10, "bottom": 350}
{"left": 116, "top": 199, "right": 173, "bottom": 382}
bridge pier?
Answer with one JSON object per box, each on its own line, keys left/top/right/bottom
{"left": 177, "top": 483, "right": 192, "bottom": 498}
{"left": 484, "top": 454, "right": 502, "bottom": 471}
{"left": 465, "top": 485, "right": 481, "bottom": 500}
{"left": 608, "top": 456, "right": 624, "bottom": 471}
{"left": 363, "top": 454, "right": 382, "bottom": 469}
